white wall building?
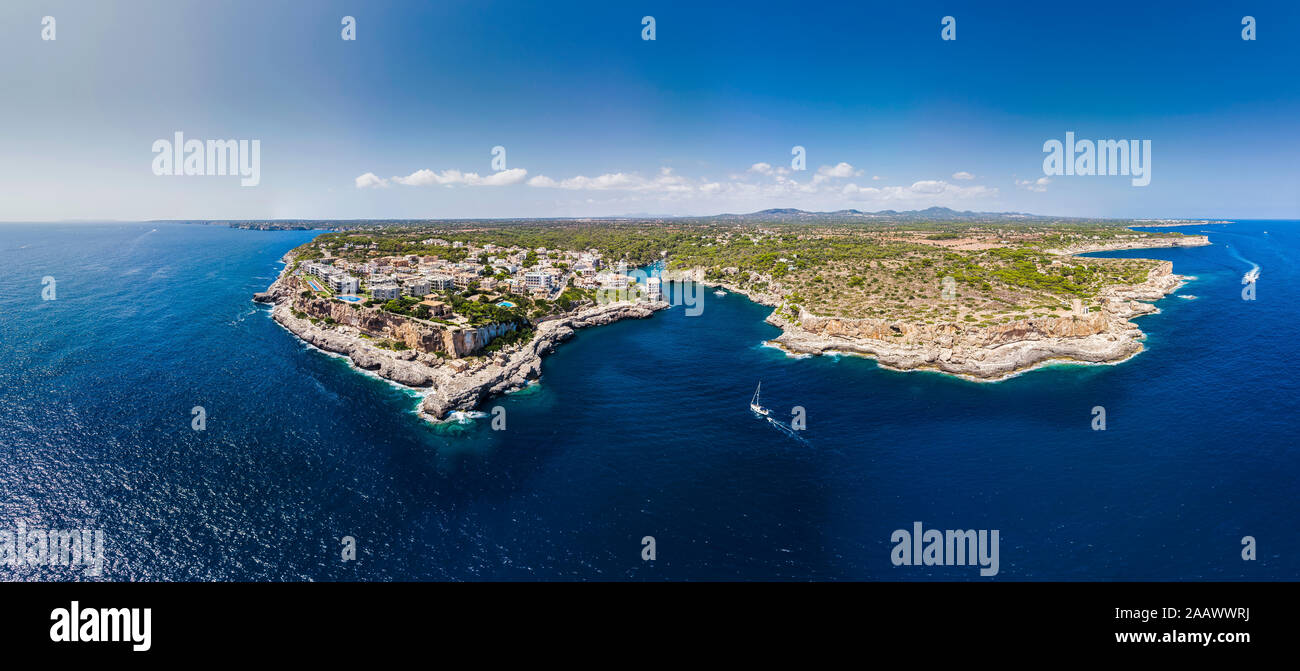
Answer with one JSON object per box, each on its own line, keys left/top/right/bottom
{"left": 329, "top": 274, "right": 360, "bottom": 294}
{"left": 370, "top": 283, "right": 401, "bottom": 301}
{"left": 525, "top": 271, "right": 554, "bottom": 291}
{"left": 597, "top": 272, "right": 628, "bottom": 290}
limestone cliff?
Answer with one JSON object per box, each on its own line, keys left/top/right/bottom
{"left": 256, "top": 256, "right": 669, "bottom": 420}
{"left": 417, "top": 301, "right": 668, "bottom": 420}
{"left": 1044, "top": 235, "right": 1210, "bottom": 256}
{"left": 264, "top": 275, "right": 516, "bottom": 358}
{"left": 767, "top": 260, "right": 1187, "bottom": 380}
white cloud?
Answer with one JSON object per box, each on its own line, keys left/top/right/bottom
{"left": 525, "top": 167, "right": 1001, "bottom": 205}
{"left": 952, "top": 171, "right": 975, "bottom": 180}
{"left": 355, "top": 172, "right": 388, "bottom": 189}
{"left": 747, "top": 162, "right": 790, "bottom": 176}
{"left": 909, "top": 180, "right": 948, "bottom": 194}
{"left": 477, "top": 168, "right": 529, "bottom": 186}
{"left": 526, "top": 167, "right": 697, "bottom": 193}
{"left": 357, "top": 167, "right": 528, "bottom": 188}
{"left": 840, "top": 180, "right": 996, "bottom": 202}
{"left": 1015, "top": 176, "right": 1050, "bottom": 192}
{"left": 359, "top": 159, "right": 1001, "bottom": 211}
{"left": 817, "top": 162, "right": 862, "bottom": 178}
{"left": 389, "top": 167, "right": 528, "bottom": 187}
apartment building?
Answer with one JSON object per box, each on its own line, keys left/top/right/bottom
{"left": 370, "top": 283, "right": 401, "bottom": 301}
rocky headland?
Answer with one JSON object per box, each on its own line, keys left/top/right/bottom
{"left": 256, "top": 254, "right": 667, "bottom": 420}
{"left": 696, "top": 237, "right": 1207, "bottom": 381}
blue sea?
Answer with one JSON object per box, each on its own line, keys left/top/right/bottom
{"left": 0, "top": 221, "right": 1295, "bottom": 580}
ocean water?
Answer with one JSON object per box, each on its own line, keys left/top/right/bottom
{"left": 0, "top": 221, "right": 1295, "bottom": 580}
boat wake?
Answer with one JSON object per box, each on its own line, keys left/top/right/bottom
{"left": 749, "top": 381, "right": 810, "bottom": 445}
{"left": 760, "top": 414, "right": 811, "bottom": 445}
{"left": 1225, "top": 243, "right": 1261, "bottom": 284}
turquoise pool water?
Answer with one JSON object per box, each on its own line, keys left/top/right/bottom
{"left": 497, "top": 301, "right": 515, "bottom": 307}
{"left": 337, "top": 295, "right": 361, "bottom": 302}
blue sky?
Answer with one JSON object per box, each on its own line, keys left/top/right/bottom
{"left": 2, "top": 0, "right": 1297, "bottom": 220}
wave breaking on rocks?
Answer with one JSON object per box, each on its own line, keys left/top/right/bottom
{"left": 256, "top": 252, "right": 667, "bottom": 420}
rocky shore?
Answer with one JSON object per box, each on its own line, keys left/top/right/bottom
{"left": 699, "top": 239, "right": 1205, "bottom": 382}
{"left": 1043, "top": 234, "right": 1210, "bottom": 256}
{"left": 414, "top": 300, "right": 667, "bottom": 420}
{"left": 255, "top": 254, "right": 667, "bottom": 420}
{"left": 256, "top": 229, "right": 1207, "bottom": 410}
{"left": 771, "top": 264, "right": 1189, "bottom": 380}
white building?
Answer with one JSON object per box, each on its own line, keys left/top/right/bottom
{"left": 524, "top": 271, "right": 554, "bottom": 291}
{"left": 404, "top": 279, "right": 431, "bottom": 296}
{"left": 329, "top": 274, "right": 360, "bottom": 294}
{"left": 646, "top": 277, "right": 662, "bottom": 301}
{"left": 428, "top": 275, "right": 455, "bottom": 291}
{"left": 597, "top": 272, "right": 628, "bottom": 290}
{"left": 370, "top": 283, "right": 401, "bottom": 301}
{"left": 301, "top": 261, "right": 335, "bottom": 277}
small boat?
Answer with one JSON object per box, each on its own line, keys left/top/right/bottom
{"left": 714, "top": 289, "right": 726, "bottom": 297}
{"left": 1243, "top": 267, "right": 1260, "bottom": 284}
{"left": 749, "top": 382, "right": 770, "bottom": 417}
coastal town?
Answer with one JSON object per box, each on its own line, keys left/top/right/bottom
{"left": 295, "top": 236, "right": 662, "bottom": 315}
{"left": 253, "top": 227, "right": 670, "bottom": 420}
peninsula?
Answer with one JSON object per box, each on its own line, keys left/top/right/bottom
{"left": 254, "top": 230, "right": 668, "bottom": 420}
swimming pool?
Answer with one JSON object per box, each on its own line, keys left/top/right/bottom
{"left": 337, "top": 295, "right": 362, "bottom": 302}
{"left": 497, "top": 301, "right": 515, "bottom": 307}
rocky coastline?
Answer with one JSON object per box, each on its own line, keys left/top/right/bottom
{"left": 697, "top": 238, "right": 1206, "bottom": 382}
{"left": 257, "top": 231, "right": 1208, "bottom": 412}
{"left": 1042, "top": 234, "right": 1210, "bottom": 256}
{"left": 256, "top": 252, "right": 668, "bottom": 420}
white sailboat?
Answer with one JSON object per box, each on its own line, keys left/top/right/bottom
{"left": 749, "top": 382, "right": 770, "bottom": 417}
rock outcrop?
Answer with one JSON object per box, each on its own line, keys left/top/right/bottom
{"left": 257, "top": 253, "right": 668, "bottom": 420}
{"left": 271, "top": 276, "right": 516, "bottom": 357}
{"left": 1044, "top": 235, "right": 1210, "bottom": 256}
{"left": 767, "top": 260, "right": 1187, "bottom": 380}
{"left": 417, "top": 301, "right": 667, "bottom": 420}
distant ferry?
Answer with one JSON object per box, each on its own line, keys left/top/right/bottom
{"left": 750, "top": 382, "right": 770, "bottom": 417}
